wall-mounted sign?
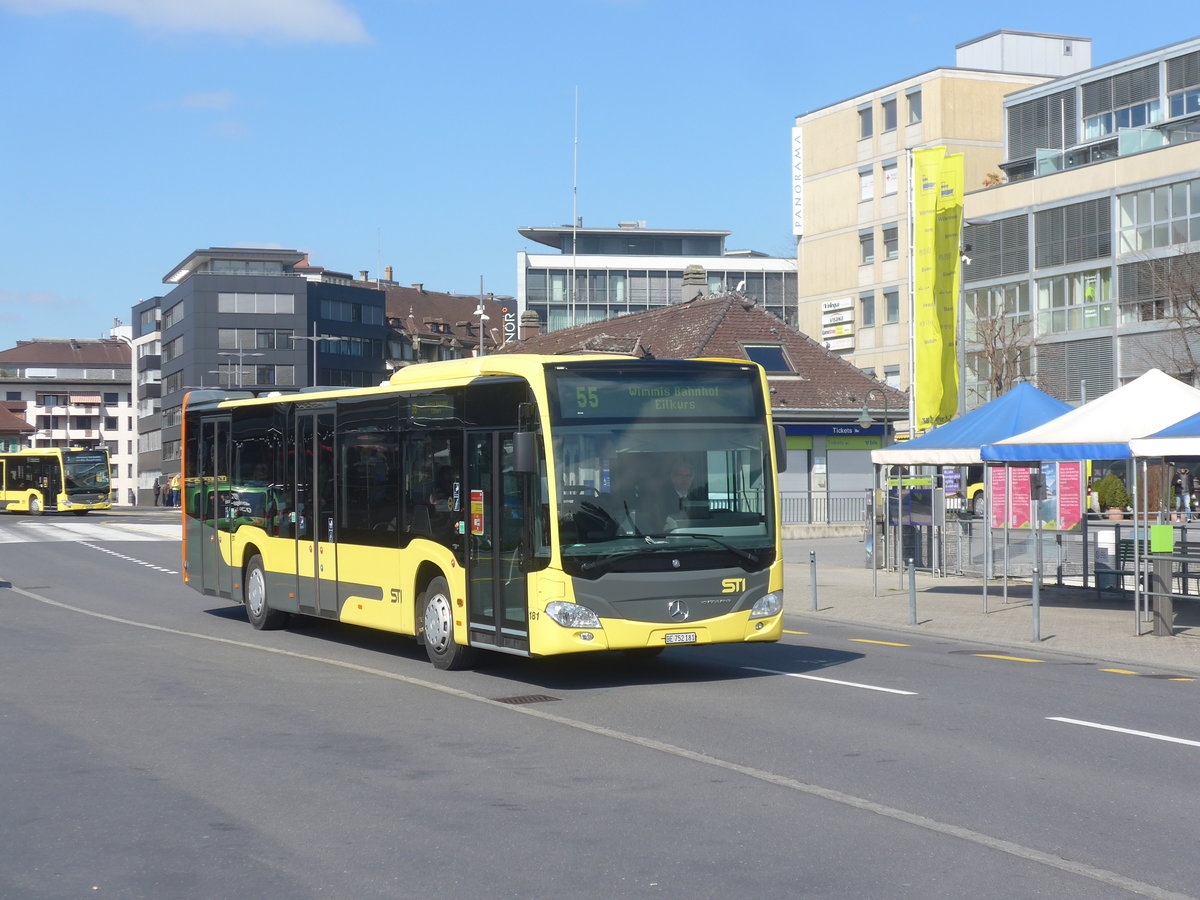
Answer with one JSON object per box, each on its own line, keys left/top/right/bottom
{"left": 821, "top": 324, "right": 854, "bottom": 338}
{"left": 823, "top": 337, "right": 854, "bottom": 351}
{"left": 822, "top": 310, "right": 854, "bottom": 326}
{"left": 821, "top": 297, "right": 853, "bottom": 312}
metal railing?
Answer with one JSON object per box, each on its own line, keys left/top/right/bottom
{"left": 779, "top": 490, "right": 866, "bottom": 525}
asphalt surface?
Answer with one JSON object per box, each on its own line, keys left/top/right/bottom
{"left": 785, "top": 535, "right": 1200, "bottom": 677}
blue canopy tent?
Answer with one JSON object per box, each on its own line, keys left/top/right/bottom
{"left": 872, "top": 383, "right": 1071, "bottom": 467}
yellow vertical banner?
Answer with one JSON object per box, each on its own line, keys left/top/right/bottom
{"left": 912, "top": 147, "right": 964, "bottom": 430}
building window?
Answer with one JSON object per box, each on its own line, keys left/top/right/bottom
{"left": 882, "top": 161, "right": 898, "bottom": 196}
{"left": 742, "top": 345, "right": 793, "bottom": 373}
{"left": 321, "top": 298, "right": 384, "bottom": 325}
{"left": 906, "top": 88, "right": 922, "bottom": 125}
{"left": 859, "top": 231, "right": 875, "bottom": 265}
{"left": 884, "top": 365, "right": 901, "bottom": 388}
{"left": 162, "top": 335, "right": 183, "bottom": 362}
{"left": 858, "top": 104, "right": 873, "bottom": 140}
{"left": 1037, "top": 269, "right": 1113, "bottom": 333}
{"left": 36, "top": 393, "right": 64, "bottom": 407}
{"left": 1118, "top": 177, "right": 1200, "bottom": 254}
{"left": 859, "top": 291, "right": 875, "bottom": 328}
{"left": 163, "top": 302, "right": 184, "bottom": 329}
{"left": 104, "top": 417, "right": 118, "bottom": 429}
{"left": 884, "top": 289, "right": 900, "bottom": 324}
{"left": 859, "top": 167, "right": 874, "bottom": 202}
{"left": 6, "top": 391, "right": 20, "bottom": 401}
{"left": 881, "top": 96, "right": 897, "bottom": 132}
{"left": 162, "top": 371, "right": 183, "bottom": 395}
{"left": 1036, "top": 198, "right": 1111, "bottom": 267}
{"left": 217, "top": 292, "right": 296, "bottom": 314}
{"left": 883, "top": 225, "right": 899, "bottom": 261}
{"left": 219, "top": 327, "right": 295, "bottom": 350}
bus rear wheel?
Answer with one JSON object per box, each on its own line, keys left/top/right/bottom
{"left": 245, "top": 554, "right": 288, "bottom": 630}
{"left": 28, "top": 496, "right": 42, "bottom": 516}
{"left": 419, "top": 576, "right": 476, "bottom": 670}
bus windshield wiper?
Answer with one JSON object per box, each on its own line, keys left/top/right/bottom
{"left": 669, "top": 533, "right": 760, "bottom": 565}
{"left": 579, "top": 536, "right": 671, "bottom": 571}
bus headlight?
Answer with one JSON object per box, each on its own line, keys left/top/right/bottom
{"left": 544, "top": 601, "right": 603, "bottom": 629}
{"left": 749, "top": 591, "right": 783, "bottom": 619}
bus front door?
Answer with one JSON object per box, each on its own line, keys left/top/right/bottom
{"left": 466, "top": 432, "right": 529, "bottom": 653}
{"left": 295, "top": 410, "right": 338, "bottom": 618}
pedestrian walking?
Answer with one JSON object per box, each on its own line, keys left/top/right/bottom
{"left": 152, "top": 477, "right": 161, "bottom": 506}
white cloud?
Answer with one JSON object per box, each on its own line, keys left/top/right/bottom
{"left": 1, "top": 0, "right": 370, "bottom": 44}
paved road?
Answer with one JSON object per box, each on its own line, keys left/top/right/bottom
{"left": 2, "top": 514, "right": 1199, "bottom": 898}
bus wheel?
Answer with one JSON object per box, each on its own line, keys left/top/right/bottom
{"left": 28, "top": 496, "right": 42, "bottom": 516}
{"left": 245, "top": 554, "right": 288, "bottom": 630}
{"left": 419, "top": 576, "right": 476, "bottom": 670}
{"left": 972, "top": 492, "right": 986, "bottom": 517}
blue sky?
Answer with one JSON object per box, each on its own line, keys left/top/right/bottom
{"left": 1, "top": 1, "right": 1196, "bottom": 341}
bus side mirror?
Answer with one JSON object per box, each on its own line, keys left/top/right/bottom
{"left": 513, "top": 431, "right": 537, "bottom": 474}
{"left": 775, "top": 424, "right": 788, "bottom": 473}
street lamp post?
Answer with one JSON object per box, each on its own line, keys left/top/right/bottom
{"left": 289, "top": 326, "right": 346, "bottom": 387}
{"left": 216, "top": 349, "right": 265, "bottom": 388}
{"left": 857, "top": 387, "right": 891, "bottom": 446}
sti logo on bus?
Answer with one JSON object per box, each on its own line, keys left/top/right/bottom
{"left": 721, "top": 578, "right": 746, "bottom": 594}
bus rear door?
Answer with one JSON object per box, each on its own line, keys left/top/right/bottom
{"left": 295, "top": 409, "right": 339, "bottom": 619}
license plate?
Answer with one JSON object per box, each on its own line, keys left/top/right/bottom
{"left": 664, "top": 632, "right": 697, "bottom": 645}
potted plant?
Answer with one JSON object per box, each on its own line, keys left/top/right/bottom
{"left": 1095, "top": 472, "right": 1130, "bottom": 519}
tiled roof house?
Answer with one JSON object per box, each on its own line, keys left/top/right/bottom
{"left": 496, "top": 293, "right": 906, "bottom": 421}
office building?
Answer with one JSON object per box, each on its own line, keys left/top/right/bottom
{"left": 517, "top": 223, "right": 797, "bottom": 332}
{"left": 962, "top": 34, "right": 1200, "bottom": 407}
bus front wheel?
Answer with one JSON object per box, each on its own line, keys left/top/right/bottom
{"left": 28, "top": 496, "right": 42, "bottom": 516}
{"left": 245, "top": 554, "right": 288, "bottom": 630}
{"left": 419, "top": 576, "right": 476, "bottom": 670}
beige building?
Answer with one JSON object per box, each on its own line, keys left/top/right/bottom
{"left": 792, "top": 31, "right": 1089, "bottom": 401}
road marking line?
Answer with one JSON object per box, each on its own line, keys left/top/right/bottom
{"left": 1048, "top": 717, "right": 1200, "bottom": 749}
{"left": 974, "top": 653, "right": 1045, "bottom": 663}
{"left": 782, "top": 629, "right": 808, "bottom": 635}
{"left": 742, "top": 665, "right": 917, "bottom": 695}
{"left": 4, "top": 582, "right": 1191, "bottom": 900}
{"left": 849, "top": 638, "right": 910, "bottom": 647}
{"left": 1100, "top": 668, "right": 1139, "bottom": 675}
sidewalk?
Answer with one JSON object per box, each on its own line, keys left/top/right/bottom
{"left": 784, "top": 537, "right": 1200, "bottom": 676}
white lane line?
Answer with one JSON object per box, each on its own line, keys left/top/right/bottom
{"left": 1048, "top": 717, "right": 1200, "bottom": 749}
{"left": 6, "top": 583, "right": 1189, "bottom": 900}
{"left": 80, "top": 542, "right": 178, "bottom": 575}
{"left": 742, "top": 665, "right": 917, "bottom": 695}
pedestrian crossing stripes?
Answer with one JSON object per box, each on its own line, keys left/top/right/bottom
{"left": 0, "top": 520, "right": 181, "bottom": 543}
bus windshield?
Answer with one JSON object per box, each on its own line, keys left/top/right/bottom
{"left": 63, "top": 450, "right": 111, "bottom": 494}
{"left": 552, "top": 420, "right": 775, "bottom": 574}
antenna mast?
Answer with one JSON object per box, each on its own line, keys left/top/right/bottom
{"left": 571, "top": 86, "right": 579, "bottom": 327}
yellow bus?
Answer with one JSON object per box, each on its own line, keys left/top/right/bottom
{"left": 182, "top": 355, "right": 785, "bottom": 669}
{"left": 0, "top": 447, "right": 112, "bottom": 515}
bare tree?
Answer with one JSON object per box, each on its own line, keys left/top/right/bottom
{"left": 1124, "top": 250, "right": 1200, "bottom": 385}
{"left": 962, "top": 296, "right": 1037, "bottom": 408}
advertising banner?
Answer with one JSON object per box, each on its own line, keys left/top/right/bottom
{"left": 912, "top": 147, "right": 964, "bottom": 431}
